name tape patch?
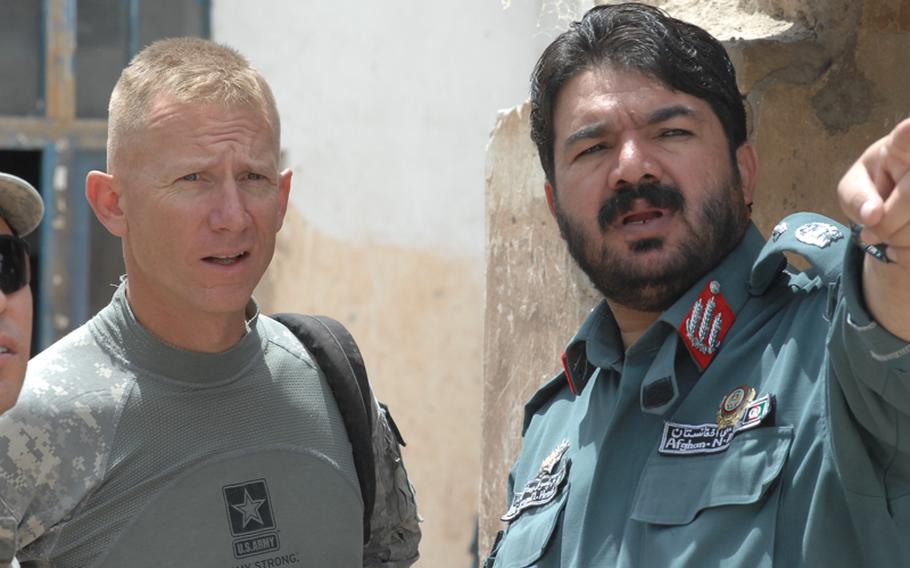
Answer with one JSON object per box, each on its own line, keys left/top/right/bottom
{"left": 659, "top": 394, "right": 774, "bottom": 456}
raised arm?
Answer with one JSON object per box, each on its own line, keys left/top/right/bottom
{"left": 838, "top": 117, "right": 910, "bottom": 341}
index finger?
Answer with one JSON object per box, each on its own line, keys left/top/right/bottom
{"left": 881, "top": 118, "right": 910, "bottom": 190}
{"left": 839, "top": 147, "right": 885, "bottom": 228}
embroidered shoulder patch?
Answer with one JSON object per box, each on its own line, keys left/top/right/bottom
{"left": 501, "top": 441, "right": 570, "bottom": 522}
{"left": 794, "top": 222, "right": 843, "bottom": 248}
{"left": 771, "top": 221, "right": 788, "bottom": 241}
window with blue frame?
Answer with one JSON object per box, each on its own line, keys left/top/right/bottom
{"left": 0, "top": 0, "right": 210, "bottom": 353}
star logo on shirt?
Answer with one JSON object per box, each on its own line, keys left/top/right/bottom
{"left": 223, "top": 479, "right": 276, "bottom": 536}
{"left": 231, "top": 488, "right": 266, "bottom": 528}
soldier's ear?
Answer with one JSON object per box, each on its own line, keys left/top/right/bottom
{"left": 545, "top": 181, "right": 558, "bottom": 219}
{"left": 86, "top": 171, "right": 127, "bottom": 237}
{"left": 275, "top": 168, "right": 292, "bottom": 231}
{"left": 736, "top": 142, "right": 758, "bottom": 205}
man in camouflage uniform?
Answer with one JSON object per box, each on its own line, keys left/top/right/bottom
{"left": 0, "top": 173, "right": 43, "bottom": 416}
{"left": 0, "top": 38, "right": 419, "bottom": 567}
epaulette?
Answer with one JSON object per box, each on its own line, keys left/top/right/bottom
{"left": 749, "top": 212, "right": 848, "bottom": 295}
{"left": 522, "top": 371, "right": 573, "bottom": 435}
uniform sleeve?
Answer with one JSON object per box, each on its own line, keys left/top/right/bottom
{"left": 0, "top": 358, "right": 117, "bottom": 565}
{"left": 828, "top": 241, "right": 910, "bottom": 490}
{"left": 0, "top": 400, "right": 69, "bottom": 564}
{"left": 0, "top": 503, "right": 17, "bottom": 567}
{"left": 362, "top": 395, "right": 421, "bottom": 568}
{"left": 481, "top": 462, "right": 518, "bottom": 566}
{"left": 0, "top": 400, "right": 92, "bottom": 563}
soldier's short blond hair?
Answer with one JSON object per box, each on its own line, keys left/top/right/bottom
{"left": 107, "top": 37, "right": 280, "bottom": 168}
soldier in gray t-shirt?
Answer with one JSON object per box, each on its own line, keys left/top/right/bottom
{"left": 0, "top": 39, "right": 419, "bottom": 568}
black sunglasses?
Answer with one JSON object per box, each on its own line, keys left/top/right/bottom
{"left": 0, "top": 235, "right": 30, "bottom": 295}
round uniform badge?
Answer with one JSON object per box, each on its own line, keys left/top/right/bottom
{"left": 717, "top": 385, "right": 757, "bottom": 429}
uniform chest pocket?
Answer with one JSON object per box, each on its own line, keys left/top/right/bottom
{"left": 630, "top": 426, "right": 792, "bottom": 566}
{"left": 632, "top": 426, "right": 792, "bottom": 524}
{"left": 491, "top": 486, "right": 568, "bottom": 568}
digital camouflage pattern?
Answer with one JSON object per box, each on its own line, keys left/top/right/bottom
{"left": 0, "top": 283, "right": 420, "bottom": 567}
{"left": 364, "top": 399, "right": 421, "bottom": 567}
{"left": 0, "top": 324, "right": 130, "bottom": 565}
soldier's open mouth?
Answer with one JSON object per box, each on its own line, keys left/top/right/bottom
{"left": 204, "top": 252, "right": 249, "bottom": 265}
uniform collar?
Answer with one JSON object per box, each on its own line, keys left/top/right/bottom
{"left": 659, "top": 222, "right": 765, "bottom": 332}
{"left": 559, "top": 302, "right": 622, "bottom": 395}
{"left": 561, "top": 222, "right": 767, "bottom": 395}
{"left": 90, "top": 281, "right": 266, "bottom": 385}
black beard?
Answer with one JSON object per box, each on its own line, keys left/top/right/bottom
{"left": 554, "top": 178, "right": 749, "bottom": 312}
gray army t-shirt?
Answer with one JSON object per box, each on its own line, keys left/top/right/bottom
{"left": 0, "top": 284, "right": 362, "bottom": 567}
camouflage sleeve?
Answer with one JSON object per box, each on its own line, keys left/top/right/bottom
{"left": 362, "top": 394, "right": 421, "bottom": 567}
{"left": 0, "top": 337, "right": 124, "bottom": 564}
{"left": 0, "top": 387, "right": 111, "bottom": 563}
{"left": 0, "top": 509, "right": 16, "bottom": 567}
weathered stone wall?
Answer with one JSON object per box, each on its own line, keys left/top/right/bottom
{"left": 216, "top": 3, "right": 553, "bottom": 566}
{"left": 256, "top": 208, "right": 485, "bottom": 567}
{"left": 480, "top": 0, "right": 910, "bottom": 553}
{"left": 480, "top": 104, "right": 601, "bottom": 555}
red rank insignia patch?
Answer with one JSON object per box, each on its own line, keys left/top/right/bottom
{"left": 678, "top": 280, "right": 735, "bottom": 371}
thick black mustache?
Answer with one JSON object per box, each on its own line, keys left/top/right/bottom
{"left": 598, "top": 182, "right": 685, "bottom": 230}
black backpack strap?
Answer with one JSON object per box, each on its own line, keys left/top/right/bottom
{"left": 272, "top": 313, "right": 375, "bottom": 543}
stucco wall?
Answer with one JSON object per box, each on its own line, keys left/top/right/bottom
{"left": 480, "top": 0, "right": 910, "bottom": 554}
{"left": 213, "top": 1, "right": 558, "bottom": 566}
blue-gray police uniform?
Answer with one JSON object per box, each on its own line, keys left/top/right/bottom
{"left": 486, "top": 213, "right": 910, "bottom": 567}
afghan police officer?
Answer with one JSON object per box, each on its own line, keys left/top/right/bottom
{"left": 485, "top": 3, "right": 910, "bottom": 567}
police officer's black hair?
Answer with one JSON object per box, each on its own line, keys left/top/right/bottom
{"left": 530, "top": 2, "right": 747, "bottom": 187}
